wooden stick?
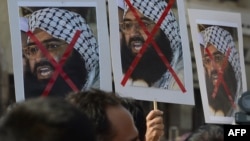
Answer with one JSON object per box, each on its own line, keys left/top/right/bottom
{"left": 153, "top": 100, "right": 158, "bottom": 110}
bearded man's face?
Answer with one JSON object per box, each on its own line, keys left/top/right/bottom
{"left": 202, "top": 45, "right": 237, "bottom": 116}
{"left": 120, "top": 8, "right": 173, "bottom": 86}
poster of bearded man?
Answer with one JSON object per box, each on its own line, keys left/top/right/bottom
{"left": 108, "top": 0, "right": 194, "bottom": 105}
{"left": 8, "top": 0, "right": 112, "bottom": 101}
{"left": 188, "top": 9, "right": 247, "bottom": 124}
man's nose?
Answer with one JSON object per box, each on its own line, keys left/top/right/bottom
{"left": 211, "top": 65, "right": 217, "bottom": 72}
{"left": 209, "top": 60, "right": 217, "bottom": 69}
{"left": 33, "top": 49, "right": 46, "bottom": 61}
{"left": 130, "top": 23, "right": 140, "bottom": 35}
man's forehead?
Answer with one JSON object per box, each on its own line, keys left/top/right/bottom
{"left": 205, "top": 44, "right": 219, "bottom": 52}
{"left": 124, "top": 9, "right": 152, "bottom": 22}
{"left": 204, "top": 44, "right": 225, "bottom": 57}
{"left": 124, "top": 9, "right": 142, "bottom": 18}
{"left": 33, "top": 28, "right": 45, "bottom": 34}
{"left": 28, "top": 28, "right": 54, "bottom": 43}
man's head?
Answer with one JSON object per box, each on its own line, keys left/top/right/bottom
{"left": 120, "top": 97, "right": 146, "bottom": 141}
{"left": 200, "top": 26, "right": 242, "bottom": 116}
{"left": 65, "top": 89, "right": 139, "bottom": 141}
{"left": 185, "top": 124, "right": 224, "bottom": 141}
{"left": 0, "top": 97, "right": 96, "bottom": 141}
{"left": 120, "top": 0, "right": 182, "bottom": 86}
{"left": 23, "top": 8, "right": 99, "bottom": 97}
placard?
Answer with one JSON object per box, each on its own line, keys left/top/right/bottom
{"left": 108, "top": 0, "right": 194, "bottom": 105}
{"left": 188, "top": 9, "right": 247, "bottom": 124}
{"left": 8, "top": 0, "right": 112, "bottom": 101}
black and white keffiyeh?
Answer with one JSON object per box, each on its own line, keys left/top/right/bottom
{"left": 124, "top": 0, "right": 181, "bottom": 52}
{"left": 28, "top": 7, "right": 99, "bottom": 90}
{"left": 123, "top": 0, "right": 183, "bottom": 89}
{"left": 201, "top": 26, "right": 242, "bottom": 98}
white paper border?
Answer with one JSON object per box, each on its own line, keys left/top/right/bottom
{"left": 188, "top": 9, "right": 247, "bottom": 124}
{"left": 108, "top": 0, "right": 194, "bottom": 105}
{"left": 8, "top": 0, "right": 112, "bottom": 102}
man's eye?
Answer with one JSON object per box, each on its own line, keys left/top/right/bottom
{"left": 23, "top": 48, "right": 30, "bottom": 55}
{"left": 214, "top": 56, "right": 219, "bottom": 61}
{"left": 144, "top": 22, "right": 150, "bottom": 26}
{"left": 214, "top": 55, "right": 223, "bottom": 62}
{"left": 124, "top": 22, "right": 132, "bottom": 29}
{"left": 30, "top": 47, "right": 38, "bottom": 53}
{"left": 143, "top": 21, "right": 150, "bottom": 27}
{"left": 142, "top": 20, "right": 153, "bottom": 27}
{"left": 46, "top": 44, "right": 59, "bottom": 50}
{"left": 204, "top": 58, "right": 211, "bottom": 64}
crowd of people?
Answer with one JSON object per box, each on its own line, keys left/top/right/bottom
{"left": 0, "top": 88, "right": 224, "bottom": 141}
{"left": 0, "top": 88, "right": 164, "bottom": 141}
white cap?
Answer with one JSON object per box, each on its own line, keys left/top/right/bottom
{"left": 20, "top": 17, "right": 29, "bottom": 32}
{"left": 198, "top": 32, "right": 204, "bottom": 46}
{"left": 117, "top": 0, "right": 125, "bottom": 9}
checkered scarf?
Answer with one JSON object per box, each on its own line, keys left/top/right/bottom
{"left": 28, "top": 7, "right": 99, "bottom": 90}
{"left": 123, "top": 0, "right": 183, "bottom": 89}
{"left": 124, "top": 0, "right": 182, "bottom": 57}
{"left": 201, "top": 26, "right": 242, "bottom": 96}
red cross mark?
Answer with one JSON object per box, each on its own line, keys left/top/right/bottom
{"left": 205, "top": 47, "right": 236, "bottom": 108}
{"left": 26, "top": 30, "right": 81, "bottom": 96}
{"left": 121, "top": 0, "right": 186, "bottom": 93}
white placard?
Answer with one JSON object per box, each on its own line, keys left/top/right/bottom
{"left": 108, "top": 0, "right": 194, "bottom": 105}
{"left": 188, "top": 9, "right": 247, "bottom": 124}
{"left": 8, "top": 0, "right": 112, "bottom": 101}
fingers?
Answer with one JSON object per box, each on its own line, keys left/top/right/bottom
{"left": 147, "top": 116, "right": 163, "bottom": 127}
{"left": 146, "top": 110, "right": 163, "bottom": 121}
{"left": 145, "top": 110, "right": 165, "bottom": 141}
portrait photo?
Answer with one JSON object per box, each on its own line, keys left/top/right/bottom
{"left": 8, "top": 0, "right": 112, "bottom": 101}
{"left": 108, "top": 0, "right": 194, "bottom": 105}
{"left": 188, "top": 9, "right": 247, "bottom": 124}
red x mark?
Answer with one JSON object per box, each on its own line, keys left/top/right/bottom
{"left": 205, "top": 47, "right": 236, "bottom": 108}
{"left": 26, "top": 30, "right": 81, "bottom": 96}
{"left": 121, "top": 0, "right": 186, "bottom": 93}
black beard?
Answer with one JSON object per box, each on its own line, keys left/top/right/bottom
{"left": 24, "top": 49, "right": 87, "bottom": 98}
{"left": 206, "top": 64, "right": 237, "bottom": 115}
{"left": 121, "top": 30, "right": 173, "bottom": 86}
